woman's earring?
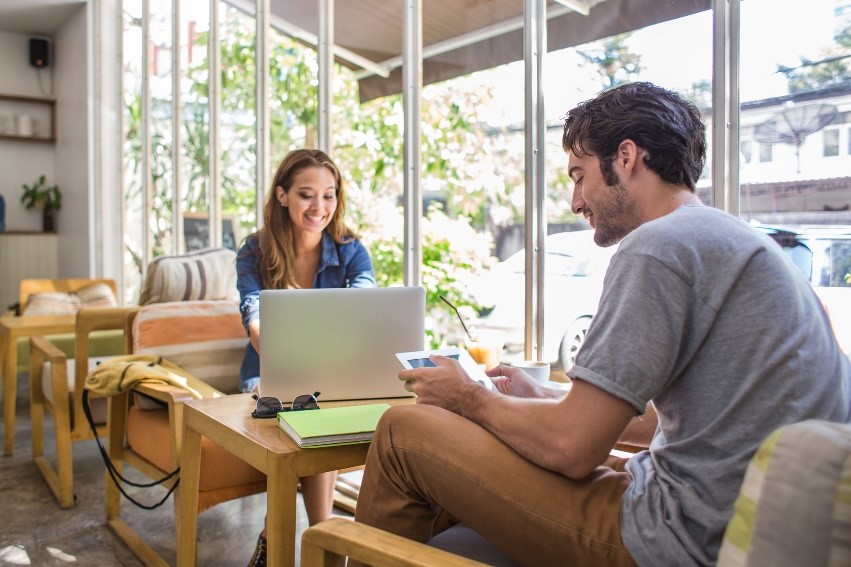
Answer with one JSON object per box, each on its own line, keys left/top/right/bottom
{"left": 281, "top": 202, "right": 287, "bottom": 208}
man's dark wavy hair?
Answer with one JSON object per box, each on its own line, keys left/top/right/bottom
{"left": 561, "top": 82, "right": 706, "bottom": 191}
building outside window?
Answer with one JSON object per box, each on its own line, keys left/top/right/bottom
{"left": 824, "top": 128, "right": 840, "bottom": 156}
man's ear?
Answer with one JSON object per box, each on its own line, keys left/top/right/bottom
{"left": 617, "top": 139, "right": 640, "bottom": 174}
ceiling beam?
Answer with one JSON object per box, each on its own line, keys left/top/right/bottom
{"left": 552, "top": 0, "right": 590, "bottom": 16}
{"left": 224, "top": 0, "right": 391, "bottom": 78}
{"left": 354, "top": 3, "right": 590, "bottom": 80}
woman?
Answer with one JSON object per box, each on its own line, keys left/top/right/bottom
{"left": 236, "top": 149, "right": 375, "bottom": 566}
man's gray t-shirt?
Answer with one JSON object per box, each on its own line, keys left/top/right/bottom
{"left": 568, "top": 206, "right": 850, "bottom": 566}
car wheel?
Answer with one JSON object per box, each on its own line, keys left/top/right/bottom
{"left": 558, "top": 317, "right": 592, "bottom": 370}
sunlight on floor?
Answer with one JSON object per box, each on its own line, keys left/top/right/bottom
{"left": 46, "top": 546, "right": 77, "bottom": 562}
{"left": 0, "top": 545, "right": 31, "bottom": 565}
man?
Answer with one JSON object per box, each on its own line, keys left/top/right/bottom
{"left": 353, "top": 82, "right": 850, "bottom": 566}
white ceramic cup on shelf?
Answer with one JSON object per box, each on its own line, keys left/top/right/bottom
{"left": 16, "top": 114, "right": 33, "bottom": 137}
{"left": 510, "top": 360, "right": 551, "bottom": 385}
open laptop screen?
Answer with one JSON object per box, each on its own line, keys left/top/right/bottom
{"left": 259, "top": 286, "right": 425, "bottom": 402}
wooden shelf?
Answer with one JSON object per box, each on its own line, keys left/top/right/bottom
{"left": 0, "top": 94, "right": 56, "bottom": 143}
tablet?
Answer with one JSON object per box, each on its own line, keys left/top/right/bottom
{"left": 395, "top": 347, "right": 494, "bottom": 390}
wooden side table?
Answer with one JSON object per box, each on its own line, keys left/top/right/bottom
{"left": 177, "top": 394, "right": 410, "bottom": 567}
{"left": 0, "top": 313, "right": 75, "bottom": 455}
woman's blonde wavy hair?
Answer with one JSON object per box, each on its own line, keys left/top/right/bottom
{"left": 252, "top": 149, "right": 356, "bottom": 290}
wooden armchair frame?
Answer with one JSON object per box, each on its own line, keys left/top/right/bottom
{"left": 302, "top": 518, "right": 488, "bottom": 567}
{"left": 28, "top": 305, "right": 136, "bottom": 508}
{"left": 104, "top": 306, "right": 266, "bottom": 567}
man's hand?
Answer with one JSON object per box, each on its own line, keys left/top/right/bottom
{"left": 398, "top": 355, "right": 486, "bottom": 413}
{"left": 489, "top": 364, "right": 566, "bottom": 400}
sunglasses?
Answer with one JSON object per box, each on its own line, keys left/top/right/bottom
{"left": 251, "top": 391, "right": 321, "bottom": 419}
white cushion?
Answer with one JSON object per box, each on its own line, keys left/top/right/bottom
{"left": 41, "top": 357, "right": 111, "bottom": 425}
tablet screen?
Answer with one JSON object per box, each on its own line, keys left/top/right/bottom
{"left": 407, "top": 354, "right": 460, "bottom": 368}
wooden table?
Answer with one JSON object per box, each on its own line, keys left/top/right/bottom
{"left": 176, "top": 393, "right": 412, "bottom": 567}
{"left": 0, "top": 313, "right": 76, "bottom": 455}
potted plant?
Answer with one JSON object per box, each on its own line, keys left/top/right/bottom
{"left": 21, "top": 175, "right": 61, "bottom": 232}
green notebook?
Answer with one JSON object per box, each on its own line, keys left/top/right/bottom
{"left": 277, "top": 403, "right": 391, "bottom": 448}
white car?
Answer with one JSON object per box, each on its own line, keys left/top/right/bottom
{"left": 756, "top": 223, "right": 851, "bottom": 355}
{"left": 467, "top": 230, "right": 617, "bottom": 370}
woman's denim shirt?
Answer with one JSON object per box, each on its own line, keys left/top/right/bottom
{"left": 236, "top": 231, "right": 376, "bottom": 391}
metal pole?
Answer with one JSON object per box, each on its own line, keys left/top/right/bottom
{"left": 142, "top": 0, "right": 153, "bottom": 266}
{"left": 209, "top": 0, "right": 222, "bottom": 247}
{"left": 524, "top": 0, "right": 546, "bottom": 361}
{"left": 172, "top": 0, "right": 182, "bottom": 254}
{"left": 402, "top": 0, "right": 422, "bottom": 286}
{"left": 711, "top": 0, "right": 729, "bottom": 212}
{"left": 318, "top": 0, "right": 333, "bottom": 153}
{"left": 727, "top": 0, "right": 741, "bottom": 217}
{"left": 256, "top": 0, "right": 270, "bottom": 227}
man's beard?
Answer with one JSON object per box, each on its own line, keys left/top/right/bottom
{"left": 592, "top": 180, "right": 635, "bottom": 247}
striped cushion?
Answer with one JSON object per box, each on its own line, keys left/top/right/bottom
{"left": 717, "top": 420, "right": 851, "bottom": 567}
{"left": 22, "top": 282, "right": 118, "bottom": 315}
{"left": 132, "top": 300, "right": 247, "bottom": 394}
{"left": 139, "top": 247, "right": 237, "bottom": 305}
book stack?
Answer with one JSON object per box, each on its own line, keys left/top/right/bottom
{"left": 277, "top": 403, "right": 391, "bottom": 448}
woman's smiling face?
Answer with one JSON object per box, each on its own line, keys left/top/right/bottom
{"left": 278, "top": 166, "right": 338, "bottom": 237}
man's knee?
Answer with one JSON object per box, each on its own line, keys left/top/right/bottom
{"left": 374, "top": 404, "right": 456, "bottom": 451}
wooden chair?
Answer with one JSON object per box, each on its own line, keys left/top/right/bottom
{"left": 104, "top": 300, "right": 266, "bottom": 566}
{"left": 302, "top": 518, "right": 489, "bottom": 567}
{"left": 15, "top": 278, "right": 125, "bottom": 373}
{"left": 21, "top": 278, "right": 125, "bottom": 507}
{"left": 28, "top": 306, "right": 137, "bottom": 507}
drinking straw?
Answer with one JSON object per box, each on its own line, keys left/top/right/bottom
{"left": 439, "top": 295, "right": 477, "bottom": 341}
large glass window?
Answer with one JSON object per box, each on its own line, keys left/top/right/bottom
{"left": 121, "top": 0, "right": 145, "bottom": 303}
{"left": 117, "top": 0, "right": 850, "bottom": 355}
{"left": 740, "top": 0, "right": 851, "bottom": 352}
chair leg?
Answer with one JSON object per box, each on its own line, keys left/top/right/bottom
{"left": 29, "top": 344, "right": 46, "bottom": 460}
{"left": 105, "top": 393, "right": 128, "bottom": 521}
{"left": 30, "top": 340, "right": 75, "bottom": 508}
{"left": 52, "top": 386, "right": 75, "bottom": 508}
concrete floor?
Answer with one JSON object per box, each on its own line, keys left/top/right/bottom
{"left": 0, "top": 372, "right": 340, "bottom": 567}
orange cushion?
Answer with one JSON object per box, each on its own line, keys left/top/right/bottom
{"left": 126, "top": 405, "right": 265, "bottom": 491}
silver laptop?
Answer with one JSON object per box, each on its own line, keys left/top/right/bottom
{"left": 259, "top": 286, "right": 425, "bottom": 402}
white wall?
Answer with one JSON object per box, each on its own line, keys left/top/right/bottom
{"left": 0, "top": 9, "right": 93, "bottom": 279}
{"left": 54, "top": 4, "right": 91, "bottom": 277}
{"left": 0, "top": 31, "right": 57, "bottom": 232}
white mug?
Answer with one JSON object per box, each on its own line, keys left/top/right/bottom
{"left": 17, "top": 115, "right": 33, "bottom": 137}
{"left": 510, "top": 360, "right": 551, "bottom": 385}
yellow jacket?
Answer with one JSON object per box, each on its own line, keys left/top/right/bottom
{"left": 84, "top": 354, "right": 224, "bottom": 399}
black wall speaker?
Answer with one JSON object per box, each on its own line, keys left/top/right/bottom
{"left": 29, "top": 38, "right": 49, "bottom": 68}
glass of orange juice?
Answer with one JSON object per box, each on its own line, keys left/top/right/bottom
{"left": 464, "top": 329, "right": 506, "bottom": 370}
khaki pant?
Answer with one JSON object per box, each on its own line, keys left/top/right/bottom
{"left": 354, "top": 404, "right": 636, "bottom": 567}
